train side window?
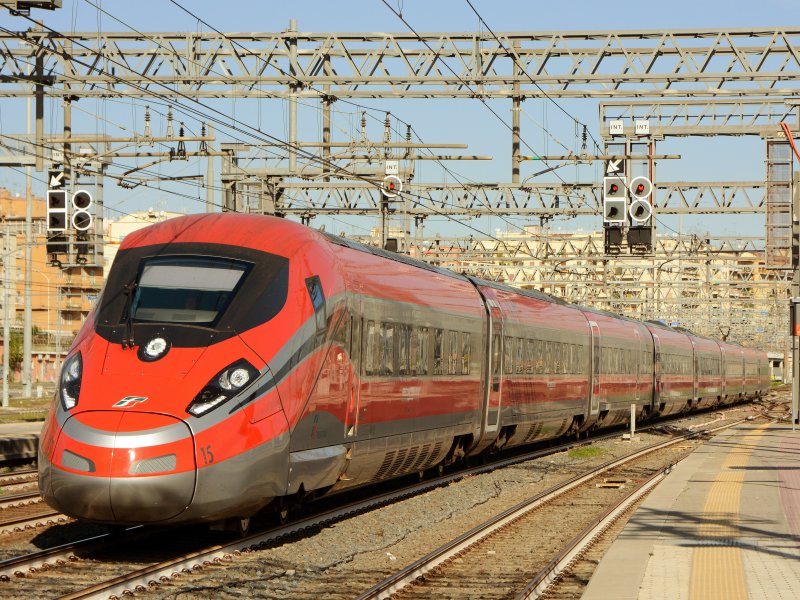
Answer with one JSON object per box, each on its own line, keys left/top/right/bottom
{"left": 382, "top": 324, "right": 395, "bottom": 376}
{"left": 331, "top": 311, "right": 350, "bottom": 349}
{"left": 525, "top": 340, "right": 534, "bottom": 375}
{"left": 351, "top": 317, "right": 362, "bottom": 374}
{"left": 534, "top": 340, "right": 544, "bottom": 374}
{"left": 504, "top": 337, "right": 514, "bottom": 375}
{"left": 365, "top": 321, "right": 377, "bottom": 376}
{"left": 420, "top": 327, "right": 430, "bottom": 375}
{"left": 434, "top": 329, "right": 444, "bottom": 375}
{"left": 447, "top": 330, "right": 458, "bottom": 375}
{"left": 491, "top": 334, "right": 501, "bottom": 382}
{"left": 515, "top": 338, "right": 525, "bottom": 374}
{"left": 398, "top": 325, "right": 410, "bottom": 376}
{"left": 410, "top": 327, "right": 420, "bottom": 375}
{"left": 462, "top": 332, "right": 471, "bottom": 375}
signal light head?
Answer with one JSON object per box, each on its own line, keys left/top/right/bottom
{"left": 629, "top": 176, "right": 653, "bottom": 200}
{"left": 382, "top": 175, "right": 403, "bottom": 198}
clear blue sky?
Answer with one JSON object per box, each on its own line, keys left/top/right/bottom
{"left": 1, "top": 0, "right": 793, "bottom": 240}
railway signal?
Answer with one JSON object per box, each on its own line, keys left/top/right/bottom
{"left": 46, "top": 189, "right": 68, "bottom": 231}
{"left": 627, "top": 176, "right": 654, "bottom": 253}
{"left": 71, "top": 190, "right": 94, "bottom": 231}
{"left": 628, "top": 176, "right": 653, "bottom": 224}
{"left": 602, "top": 176, "right": 627, "bottom": 224}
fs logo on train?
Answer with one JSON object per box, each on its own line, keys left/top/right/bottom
{"left": 113, "top": 396, "right": 149, "bottom": 408}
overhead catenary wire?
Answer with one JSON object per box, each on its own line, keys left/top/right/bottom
{"left": 4, "top": 10, "right": 591, "bottom": 237}
{"left": 0, "top": 22, "right": 519, "bottom": 246}
{"left": 462, "top": 0, "right": 604, "bottom": 156}
{"left": 155, "top": 0, "right": 572, "bottom": 237}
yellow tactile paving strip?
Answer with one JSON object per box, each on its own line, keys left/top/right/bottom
{"left": 688, "top": 424, "right": 770, "bottom": 600}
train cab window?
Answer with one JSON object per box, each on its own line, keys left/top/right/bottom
{"left": 305, "top": 276, "right": 326, "bottom": 335}
{"left": 131, "top": 256, "right": 250, "bottom": 325}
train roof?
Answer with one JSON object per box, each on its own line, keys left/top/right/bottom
{"left": 322, "top": 232, "right": 468, "bottom": 282}
{"left": 465, "top": 277, "right": 573, "bottom": 307}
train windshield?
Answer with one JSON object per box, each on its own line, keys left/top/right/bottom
{"left": 131, "top": 256, "right": 250, "bottom": 325}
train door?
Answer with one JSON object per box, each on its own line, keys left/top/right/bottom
{"left": 652, "top": 333, "right": 662, "bottom": 407}
{"left": 344, "top": 314, "right": 362, "bottom": 438}
{"left": 589, "top": 321, "right": 600, "bottom": 415}
{"left": 485, "top": 300, "right": 504, "bottom": 433}
{"left": 690, "top": 338, "right": 697, "bottom": 402}
{"left": 720, "top": 345, "right": 727, "bottom": 399}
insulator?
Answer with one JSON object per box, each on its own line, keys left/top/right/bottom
{"left": 143, "top": 106, "right": 151, "bottom": 139}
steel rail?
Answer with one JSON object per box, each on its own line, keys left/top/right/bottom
{"left": 356, "top": 418, "right": 750, "bottom": 600}
{"left": 48, "top": 429, "right": 640, "bottom": 600}
{"left": 0, "top": 491, "right": 41, "bottom": 510}
{"left": 0, "top": 510, "right": 68, "bottom": 535}
{"left": 6, "top": 406, "right": 756, "bottom": 598}
{"left": 517, "top": 468, "right": 668, "bottom": 599}
{"left": 0, "top": 528, "right": 143, "bottom": 581}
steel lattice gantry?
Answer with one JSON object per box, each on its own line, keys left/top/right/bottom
{"left": 225, "top": 180, "right": 767, "bottom": 217}
{"left": 389, "top": 231, "right": 788, "bottom": 350}
{"left": 2, "top": 27, "right": 800, "bottom": 98}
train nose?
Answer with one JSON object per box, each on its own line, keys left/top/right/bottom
{"left": 45, "top": 412, "right": 197, "bottom": 523}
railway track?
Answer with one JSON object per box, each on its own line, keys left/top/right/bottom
{"left": 0, "top": 508, "right": 67, "bottom": 535}
{"left": 0, "top": 491, "right": 42, "bottom": 510}
{"left": 0, "top": 469, "right": 37, "bottom": 489}
{"left": 0, "top": 424, "right": 663, "bottom": 599}
{"left": 357, "top": 418, "right": 754, "bottom": 600}
{"left": 0, "top": 398, "right": 778, "bottom": 598}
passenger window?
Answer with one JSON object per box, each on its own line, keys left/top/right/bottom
{"left": 419, "top": 327, "right": 430, "bottom": 375}
{"left": 365, "top": 321, "right": 377, "bottom": 375}
{"left": 398, "top": 325, "right": 410, "bottom": 376}
{"left": 434, "top": 329, "right": 444, "bottom": 375}
{"left": 504, "top": 337, "right": 514, "bottom": 375}
{"left": 382, "top": 324, "right": 395, "bottom": 376}
{"left": 462, "top": 332, "right": 471, "bottom": 375}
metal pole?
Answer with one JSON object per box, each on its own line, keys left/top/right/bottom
{"left": 793, "top": 170, "right": 800, "bottom": 430}
{"left": 288, "top": 19, "right": 298, "bottom": 175}
{"left": 55, "top": 285, "right": 62, "bottom": 375}
{"left": 3, "top": 224, "right": 10, "bottom": 408}
{"left": 322, "top": 55, "right": 331, "bottom": 183}
{"left": 23, "top": 58, "right": 34, "bottom": 397}
{"left": 206, "top": 124, "right": 214, "bottom": 212}
{"left": 630, "top": 403, "right": 636, "bottom": 439}
{"left": 511, "top": 41, "right": 521, "bottom": 185}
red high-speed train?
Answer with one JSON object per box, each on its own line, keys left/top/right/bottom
{"left": 38, "top": 213, "right": 769, "bottom": 528}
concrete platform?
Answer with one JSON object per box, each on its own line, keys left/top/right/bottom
{"left": 583, "top": 422, "right": 800, "bottom": 600}
{"left": 0, "top": 420, "right": 43, "bottom": 463}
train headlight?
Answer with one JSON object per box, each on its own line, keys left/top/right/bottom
{"left": 186, "top": 359, "right": 259, "bottom": 418}
{"left": 219, "top": 367, "right": 251, "bottom": 391}
{"left": 60, "top": 353, "right": 83, "bottom": 411}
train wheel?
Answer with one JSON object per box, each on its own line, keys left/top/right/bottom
{"left": 237, "top": 517, "right": 251, "bottom": 536}
{"left": 273, "top": 499, "right": 290, "bottom": 525}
